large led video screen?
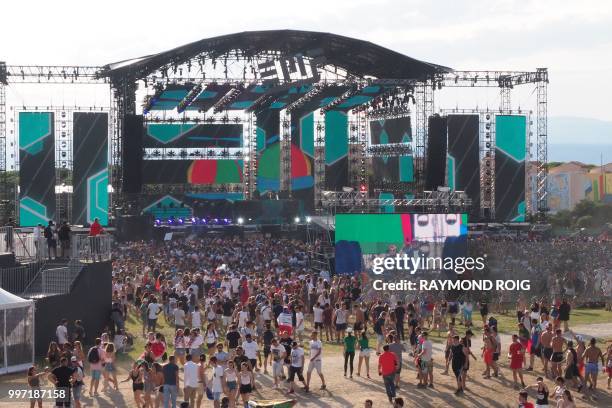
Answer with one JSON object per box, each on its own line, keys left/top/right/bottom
{"left": 19, "top": 112, "right": 56, "bottom": 226}
{"left": 495, "top": 115, "right": 526, "bottom": 222}
{"left": 335, "top": 213, "right": 469, "bottom": 293}
{"left": 145, "top": 123, "right": 243, "bottom": 148}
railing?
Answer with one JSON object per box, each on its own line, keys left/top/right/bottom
{"left": 71, "top": 234, "right": 113, "bottom": 262}
{"left": 0, "top": 262, "right": 43, "bottom": 294}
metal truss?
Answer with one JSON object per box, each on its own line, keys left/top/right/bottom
{"left": 314, "top": 119, "right": 325, "bottom": 212}
{"left": 441, "top": 70, "right": 544, "bottom": 88}
{"left": 280, "top": 112, "right": 292, "bottom": 194}
{"left": 367, "top": 143, "right": 413, "bottom": 157}
{"left": 0, "top": 82, "right": 7, "bottom": 223}
{"left": 4, "top": 65, "right": 107, "bottom": 84}
{"left": 244, "top": 113, "right": 257, "bottom": 199}
{"left": 347, "top": 120, "right": 360, "bottom": 188}
{"left": 414, "top": 80, "right": 433, "bottom": 194}
{"left": 321, "top": 190, "right": 471, "bottom": 213}
{"left": 481, "top": 113, "right": 495, "bottom": 218}
{"left": 536, "top": 68, "right": 548, "bottom": 218}
{"left": 143, "top": 183, "right": 243, "bottom": 195}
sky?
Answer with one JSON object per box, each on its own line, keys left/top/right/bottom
{"left": 2, "top": 0, "right": 612, "bottom": 121}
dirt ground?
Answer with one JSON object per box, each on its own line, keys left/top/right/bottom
{"left": 1, "top": 323, "right": 610, "bottom": 407}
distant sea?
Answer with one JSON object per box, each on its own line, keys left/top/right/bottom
{"left": 548, "top": 144, "right": 612, "bottom": 165}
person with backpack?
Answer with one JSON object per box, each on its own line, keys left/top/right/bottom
{"left": 87, "top": 338, "right": 105, "bottom": 397}
{"left": 44, "top": 220, "right": 57, "bottom": 260}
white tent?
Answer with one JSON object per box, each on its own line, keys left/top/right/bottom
{"left": 0, "top": 288, "right": 34, "bottom": 375}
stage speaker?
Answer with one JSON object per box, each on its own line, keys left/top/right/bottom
{"left": 425, "top": 115, "right": 448, "bottom": 190}
{"left": 122, "top": 114, "right": 144, "bottom": 193}
{"left": 116, "top": 214, "right": 152, "bottom": 241}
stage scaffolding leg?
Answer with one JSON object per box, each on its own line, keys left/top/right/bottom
{"left": 314, "top": 119, "right": 325, "bottom": 212}
{"left": 280, "top": 111, "right": 292, "bottom": 196}
{"left": 414, "top": 80, "right": 433, "bottom": 194}
{"left": 500, "top": 86, "right": 511, "bottom": 112}
{"left": 480, "top": 113, "right": 495, "bottom": 219}
{"left": 348, "top": 119, "right": 359, "bottom": 188}
{"left": 0, "top": 83, "right": 7, "bottom": 224}
{"left": 536, "top": 68, "right": 548, "bottom": 219}
{"left": 244, "top": 113, "right": 257, "bottom": 200}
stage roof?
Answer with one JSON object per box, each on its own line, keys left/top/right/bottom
{"left": 101, "top": 30, "right": 451, "bottom": 80}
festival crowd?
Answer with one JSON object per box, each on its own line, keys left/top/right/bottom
{"left": 26, "top": 234, "right": 612, "bottom": 408}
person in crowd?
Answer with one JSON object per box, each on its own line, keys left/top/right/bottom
{"left": 357, "top": 329, "right": 371, "bottom": 378}
{"left": 88, "top": 217, "right": 104, "bottom": 261}
{"left": 509, "top": 334, "right": 526, "bottom": 389}
{"left": 343, "top": 326, "right": 356, "bottom": 378}
{"left": 162, "top": 355, "right": 180, "bottom": 408}
{"left": 27, "top": 365, "right": 48, "bottom": 408}
{"left": 583, "top": 337, "right": 605, "bottom": 391}
{"left": 378, "top": 344, "right": 397, "bottom": 404}
{"left": 44, "top": 220, "right": 57, "bottom": 260}
{"left": 182, "top": 353, "right": 199, "bottom": 408}
{"left": 121, "top": 362, "right": 146, "bottom": 408}
{"left": 305, "top": 330, "right": 326, "bottom": 391}
{"left": 287, "top": 341, "right": 306, "bottom": 394}
{"left": 58, "top": 221, "right": 71, "bottom": 258}
{"left": 48, "top": 357, "right": 76, "bottom": 408}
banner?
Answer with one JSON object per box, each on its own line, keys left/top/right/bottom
{"left": 73, "top": 112, "right": 109, "bottom": 225}
{"left": 495, "top": 115, "right": 526, "bottom": 221}
{"left": 19, "top": 112, "right": 55, "bottom": 226}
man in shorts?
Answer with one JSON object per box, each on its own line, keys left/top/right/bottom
{"left": 305, "top": 331, "right": 326, "bottom": 392}
{"left": 482, "top": 328, "right": 498, "bottom": 378}
{"left": 417, "top": 332, "right": 433, "bottom": 388}
{"left": 583, "top": 337, "right": 604, "bottom": 391}
{"left": 540, "top": 323, "right": 554, "bottom": 377}
{"left": 550, "top": 329, "right": 566, "bottom": 378}
{"left": 287, "top": 341, "right": 306, "bottom": 394}
{"left": 270, "top": 338, "right": 285, "bottom": 388}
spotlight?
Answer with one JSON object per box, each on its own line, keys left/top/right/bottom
{"left": 294, "top": 217, "right": 301, "bottom": 224}
{"left": 155, "top": 219, "right": 161, "bottom": 225}
{"left": 306, "top": 216, "right": 312, "bottom": 223}
{"left": 237, "top": 217, "right": 244, "bottom": 225}
{"left": 178, "top": 218, "right": 184, "bottom": 224}
{"left": 191, "top": 217, "right": 197, "bottom": 223}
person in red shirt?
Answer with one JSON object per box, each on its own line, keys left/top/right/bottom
{"left": 518, "top": 390, "right": 534, "bottom": 408}
{"left": 88, "top": 218, "right": 104, "bottom": 262}
{"left": 509, "top": 334, "right": 526, "bottom": 388}
{"left": 378, "top": 344, "right": 397, "bottom": 403}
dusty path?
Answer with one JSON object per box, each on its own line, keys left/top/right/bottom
{"left": 1, "top": 322, "right": 610, "bottom": 407}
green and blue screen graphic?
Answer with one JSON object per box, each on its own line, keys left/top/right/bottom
{"left": 19, "top": 112, "right": 56, "bottom": 226}
{"left": 495, "top": 115, "right": 526, "bottom": 222}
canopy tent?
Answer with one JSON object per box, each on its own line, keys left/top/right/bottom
{"left": 0, "top": 288, "right": 34, "bottom": 375}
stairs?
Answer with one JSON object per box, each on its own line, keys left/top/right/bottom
{"left": 22, "top": 260, "right": 83, "bottom": 298}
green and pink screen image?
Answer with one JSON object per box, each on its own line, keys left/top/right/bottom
{"left": 334, "top": 213, "right": 468, "bottom": 275}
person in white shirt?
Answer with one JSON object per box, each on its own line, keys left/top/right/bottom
{"left": 173, "top": 303, "right": 186, "bottom": 329}
{"left": 312, "top": 302, "right": 324, "bottom": 338}
{"left": 183, "top": 354, "right": 199, "bottom": 407}
{"left": 305, "top": 331, "right": 326, "bottom": 392}
{"left": 210, "top": 356, "right": 225, "bottom": 408}
{"left": 295, "top": 306, "right": 305, "bottom": 341}
{"left": 287, "top": 341, "right": 306, "bottom": 394}
{"left": 237, "top": 306, "right": 249, "bottom": 328}
{"left": 242, "top": 334, "right": 259, "bottom": 371}
{"left": 191, "top": 306, "right": 202, "bottom": 329}
{"left": 147, "top": 297, "right": 162, "bottom": 331}
{"left": 56, "top": 319, "right": 69, "bottom": 349}
{"left": 418, "top": 331, "right": 434, "bottom": 388}
{"left": 231, "top": 277, "right": 241, "bottom": 298}
{"left": 269, "top": 338, "right": 285, "bottom": 388}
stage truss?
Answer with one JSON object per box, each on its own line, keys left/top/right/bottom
{"left": 0, "top": 50, "right": 549, "bottom": 223}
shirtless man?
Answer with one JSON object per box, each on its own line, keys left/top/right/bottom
{"left": 516, "top": 295, "right": 527, "bottom": 323}
{"left": 442, "top": 324, "right": 457, "bottom": 375}
{"left": 582, "top": 338, "right": 604, "bottom": 391}
{"left": 550, "top": 329, "right": 566, "bottom": 378}
{"left": 540, "top": 324, "right": 554, "bottom": 377}
{"left": 482, "top": 328, "right": 498, "bottom": 378}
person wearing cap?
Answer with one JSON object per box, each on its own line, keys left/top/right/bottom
{"left": 48, "top": 357, "right": 76, "bottom": 408}
{"left": 269, "top": 338, "right": 285, "bottom": 388}
{"left": 343, "top": 326, "right": 357, "bottom": 378}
